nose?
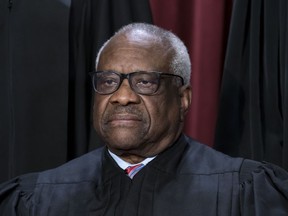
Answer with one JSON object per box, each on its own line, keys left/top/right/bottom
{"left": 109, "top": 79, "right": 141, "bottom": 105}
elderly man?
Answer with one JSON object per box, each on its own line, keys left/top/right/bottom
{"left": 0, "top": 23, "right": 287, "bottom": 215}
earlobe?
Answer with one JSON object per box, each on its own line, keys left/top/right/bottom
{"left": 179, "top": 85, "right": 192, "bottom": 121}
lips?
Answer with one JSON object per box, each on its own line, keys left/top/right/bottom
{"left": 108, "top": 113, "right": 141, "bottom": 121}
{"left": 102, "top": 105, "right": 145, "bottom": 127}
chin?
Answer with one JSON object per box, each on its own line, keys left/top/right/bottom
{"left": 104, "top": 134, "right": 145, "bottom": 152}
{"left": 109, "top": 138, "right": 140, "bottom": 150}
{"left": 103, "top": 126, "right": 147, "bottom": 142}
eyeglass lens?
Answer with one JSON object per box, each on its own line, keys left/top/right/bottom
{"left": 93, "top": 71, "right": 160, "bottom": 95}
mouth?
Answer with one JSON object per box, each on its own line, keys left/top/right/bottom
{"left": 106, "top": 114, "right": 142, "bottom": 127}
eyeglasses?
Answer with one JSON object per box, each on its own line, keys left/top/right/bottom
{"left": 90, "top": 70, "right": 184, "bottom": 95}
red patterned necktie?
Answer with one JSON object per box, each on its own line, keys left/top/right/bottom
{"left": 125, "top": 164, "right": 144, "bottom": 179}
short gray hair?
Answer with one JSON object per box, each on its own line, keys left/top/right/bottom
{"left": 95, "top": 23, "right": 191, "bottom": 85}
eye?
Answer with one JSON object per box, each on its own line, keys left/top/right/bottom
{"left": 132, "top": 73, "right": 157, "bottom": 87}
{"left": 95, "top": 73, "right": 120, "bottom": 92}
{"left": 134, "top": 78, "right": 157, "bottom": 88}
{"left": 105, "top": 78, "right": 117, "bottom": 85}
{"left": 100, "top": 77, "right": 118, "bottom": 86}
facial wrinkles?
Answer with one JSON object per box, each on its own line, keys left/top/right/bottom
{"left": 94, "top": 33, "right": 184, "bottom": 158}
{"left": 102, "top": 104, "right": 147, "bottom": 126}
{"left": 100, "top": 108, "right": 155, "bottom": 157}
{"left": 98, "top": 89, "right": 169, "bottom": 148}
{"left": 99, "top": 93, "right": 150, "bottom": 136}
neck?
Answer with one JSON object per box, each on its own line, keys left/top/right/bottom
{"left": 118, "top": 154, "right": 146, "bottom": 164}
{"left": 108, "top": 132, "right": 182, "bottom": 164}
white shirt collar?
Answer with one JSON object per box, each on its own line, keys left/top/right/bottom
{"left": 108, "top": 150, "right": 156, "bottom": 170}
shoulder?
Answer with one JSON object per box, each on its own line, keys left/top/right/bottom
{"left": 180, "top": 135, "right": 244, "bottom": 174}
{"left": 0, "top": 148, "right": 106, "bottom": 214}
{"left": 239, "top": 159, "right": 288, "bottom": 192}
{"left": 181, "top": 136, "right": 288, "bottom": 210}
{"left": 0, "top": 173, "right": 39, "bottom": 214}
{"left": 239, "top": 160, "right": 288, "bottom": 214}
{"left": 37, "top": 147, "right": 105, "bottom": 184}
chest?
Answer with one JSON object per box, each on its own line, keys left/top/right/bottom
{"left": 33, "top": 172, "right": 240, "bottom": 216}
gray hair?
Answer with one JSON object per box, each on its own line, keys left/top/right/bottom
{"left": 95, "top": 23, "right": 191, "bottom": 85}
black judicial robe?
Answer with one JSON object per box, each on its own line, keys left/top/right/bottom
{"left": 0, "top": 135, "right": 288, "bottom": 216}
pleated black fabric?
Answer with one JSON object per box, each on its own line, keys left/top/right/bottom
{"left": 215, "top": 0, "right": 288, "bottom": 170}
{"left": 0, "top": 0, "right": 71, "bottom": 183}
{"left": 0, "top": 0, "right": 152, "bottom": 183}
{"left": 0, "top": 135, "right": 287, "bottom": 215}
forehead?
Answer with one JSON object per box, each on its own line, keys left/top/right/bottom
{"left": 97, "top": 31, "right": 173, "bottom": 73}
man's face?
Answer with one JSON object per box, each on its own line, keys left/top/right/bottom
{"left": 93, "top": 32, "right": 191, "bottom": 160}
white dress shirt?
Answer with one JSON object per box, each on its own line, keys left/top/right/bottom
{"left": 108, "top": 150, "right": 156, "bottom": 170}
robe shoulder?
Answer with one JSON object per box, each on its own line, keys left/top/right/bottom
{"left": 179, "top": 136, "right": 244, "bottom": 174}
{"left": 182, "top": 136, "right": 288, "bottom": 214}
{"left": 0, "top": 147, "right": 105, "bottom": 215}
{"left": 239, "top": 159, "right": 288, "bottom": 215}
{"left": 37, "top": 147, "right": 104, "bottom": 183}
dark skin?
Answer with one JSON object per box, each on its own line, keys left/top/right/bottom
{"left": 93, "top": 30, "right": 192, "bottom": 163}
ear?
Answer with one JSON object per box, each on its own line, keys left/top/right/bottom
{"left": 178, "top": 84, "right": 192, "bottom": 121}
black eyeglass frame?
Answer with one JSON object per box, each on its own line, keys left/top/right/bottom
{"left": 89, "top": 70, "right": 184, "bottom": 95}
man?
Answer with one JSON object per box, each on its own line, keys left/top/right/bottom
{"left": 0, "top": 23, "right": 287, "bottom": 215}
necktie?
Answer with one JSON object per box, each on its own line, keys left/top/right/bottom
{"left": 125, "top": 164, "right": 144, "bottom": 179}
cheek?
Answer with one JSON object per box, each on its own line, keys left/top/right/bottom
{"left": 93, "top": 96, "right": 109, "bottom": 129}
{"left": 144, "top": 94, "right": 180, "bottom": 127}
{"left": 162, "top": 99, "right": 180, "bottom": 121}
